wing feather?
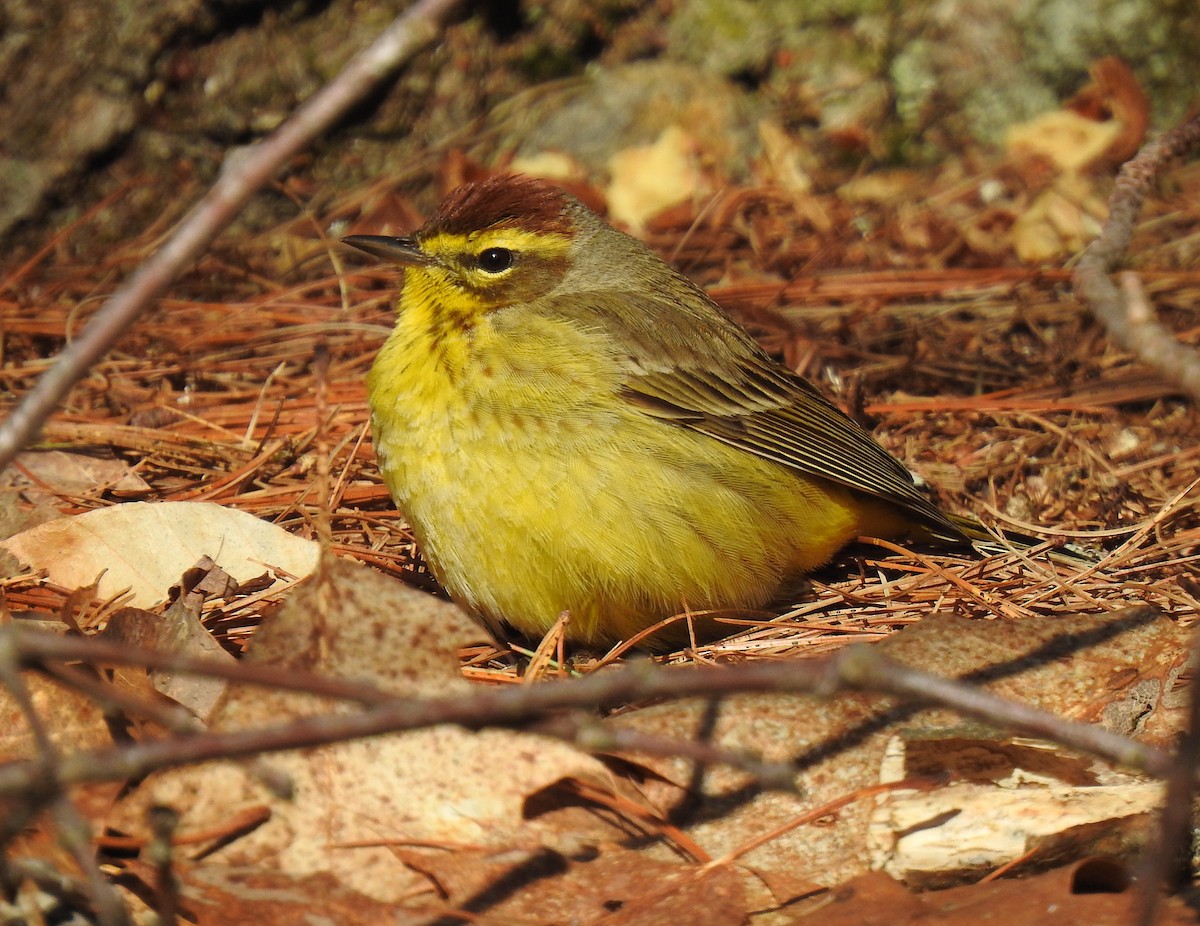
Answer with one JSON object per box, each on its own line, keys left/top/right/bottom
{"left": 537, "top": 287, "right": 966, "bottom": 542}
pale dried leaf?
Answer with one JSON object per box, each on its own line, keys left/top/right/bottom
{"left": 869, "top": 726, "right": 1160, "bottom": 888}
{"left": 608, "top": 609, "right": 1187, "bottom": 888}
{"left": 395, "top": 844, "right": 749, "bottom": 925}
{"left": 509, "top": 150, "right": 588, "bottom": 182}
{"left": 0, "top": 502, "right": 320, "bottom": 607}
{"left": 109, "top": 558, "right": 613, "bottom": 902}
{"left": 606, "top": 125, "right": 701, "bottom": 231}
{"left": 3, "top": 450, "right": 150, "bottom": 504}
{"left": 756, "top": 119, "right": 814, "bottom": 195}
{"left": 871, "top": 778, "right": 1158, "bottom": 889}
{"left": 1012, "top": 174, "right": 1108, "bottom": 263}
{"left": 101, "top": 595, "right": 234, "bottom": 722}
{"left": 838, "top": 169, "right": 920, "bottom": 204}
{"left": 0, "top": 670, "right": 114, "bottom": 763}
{"left": 1005, "top": 109, "right": 1123, "bottom": 173}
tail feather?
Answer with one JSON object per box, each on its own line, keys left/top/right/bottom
{"left": 941, "top": 512, "right": 1098, "bottom": 565}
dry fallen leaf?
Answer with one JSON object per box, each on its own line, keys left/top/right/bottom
{"left": 1011, "top": 173, "right": 1108, "bottom": 263}
{"left": 0, "top": 669, "right": 115, "bottom": 764}
{"left": 509, "top": 149, "right": 589, "bottom": 183}
{"left": 108, "top": 556, "right": 615, "bottom": 902}
{"left": 0, "top": 501, "right": 320, "bottom": 607}
{"left": 607, "top": 608, "right": 1187, "bottom": 889}
{"left": 784, "top": 859, "right": 1196, "bottom": 925}
{"left": 119, "top": 864, "right": 433, "bottom": 926}
{"left": 606, "top": 125, "right": 702, "bottom": 232}
{"left": 100, "top": 593, "right": 236, "bottom": 724}
{"left": 868, "top": 726, "right": 1160, "bottom": 888}
{"left": 0, "top": 660, "right": 125, "bottom": 885}
{"left": 756, "top": 119, "right": 815, "bottom": 196}
{"left": 838, "top": 169, "right": 921, "bottom": 204}
{"left": 1005, "top": 109, "right": 1123, "bottom": 174}
{"left": 393, "top": 843, "right": 749, "bottom": 925}
{"left": 1, "top": 450, "right": 150, "bottom": 506}
{"left": 1065, "top": 56, "right": 1150, "bottom": 168}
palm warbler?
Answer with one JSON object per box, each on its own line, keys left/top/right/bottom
{"left": 345, "top": 174, "right": 996, "bottom": 648}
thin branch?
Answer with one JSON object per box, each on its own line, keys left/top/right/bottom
{"left": 0, "top": 634, "right": 129, "bottom": 925}
{"left": 1073, "top": 111, "right": 1200, "bottom": 403}
{"left": 13, "top": 623, "right": 393, "bottom": 705}
{"left": 0, "top": 609, "right": 1176, "bottom": 799}
{"left": 146, "top": 806, "right": 181, "bottom": 926}
{"left": 533, "top": 714, "right": 799, "bottom": 791}
{"left": 0, "top": 0, "right": 464, "bottom": 470}
{"left": 1135, "top": 628, "right": 1200, "bottom": 926}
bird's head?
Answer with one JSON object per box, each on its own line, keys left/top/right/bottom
{"left": 343, "top": 174, "right": 600, "bottom": 314}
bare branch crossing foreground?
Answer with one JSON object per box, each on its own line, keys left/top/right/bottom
{"left": 0, "top": 607, "right": 1175, "bottom": 800}
{"left": 1074, "top": 111, "right": 1200, "bottom": 403}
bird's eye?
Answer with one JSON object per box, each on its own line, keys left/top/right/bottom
{"left": 476, "top": 247, "right": 515, "bottom": 274}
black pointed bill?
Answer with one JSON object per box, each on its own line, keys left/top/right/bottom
{"left": 341, "top": 235, "right": 433, "bottom": 266}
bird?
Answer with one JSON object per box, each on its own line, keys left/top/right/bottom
{"left": 344, "top": 173, "right": 1024, "bottom": 649}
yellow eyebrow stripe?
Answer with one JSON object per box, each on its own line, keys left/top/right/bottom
{"left": 422, "top": 228, "right": 572, "bottom": 258}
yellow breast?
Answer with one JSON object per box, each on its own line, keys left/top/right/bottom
{"left": 367, "top": 291, "right": 871, "bottom": 647}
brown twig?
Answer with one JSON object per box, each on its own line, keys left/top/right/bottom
{"left": 0, "top": 635, "right": 130, "bottom": 925}
{"left": 0, "top": 609, "right": 1176, "bottom": 801}
{"left": 12, "top": 623, "right": 395, "bottom": 705}
{"left": 1135, "top": 627, "right": 1200, "bottom": 925}
{"left": 0, "top": 0, "right": 464, "bottom": 471}
{"left": 146, "top": 806, "right": 181, "bottom": 926}
{"left": 534, "top": 714, "right": 798, "bottom": 790}
{"left": 1073, "top": 112, "right": 1200, "bottom": 403}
